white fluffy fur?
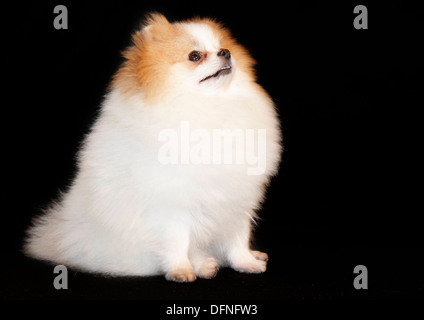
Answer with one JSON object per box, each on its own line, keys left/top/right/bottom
{"left": 24, "top": 19, "right": 282, "bottom": 281}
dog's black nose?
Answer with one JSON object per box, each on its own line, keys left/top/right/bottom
{"left": 217, "top": 49, "right": 231, "bottom": 59}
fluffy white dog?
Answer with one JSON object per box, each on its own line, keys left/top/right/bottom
{"left": 24, "top": 14, "right": 282, "bottom": 282}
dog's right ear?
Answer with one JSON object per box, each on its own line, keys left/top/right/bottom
{"left": 129, "top": 13, "right": 170, "bottom": 50}
{"left": 141, "top": 13, "right": 170, "bottom": 41}
{"left": 144, "top": 13, "right": 170, "bottom": 28}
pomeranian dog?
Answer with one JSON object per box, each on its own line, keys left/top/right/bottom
{"left": 24, "top": 13, "right": 282, "bottom": 282}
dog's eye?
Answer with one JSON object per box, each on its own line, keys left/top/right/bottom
{"left": 188, "top": 51, "right": 203, "bottom": 62}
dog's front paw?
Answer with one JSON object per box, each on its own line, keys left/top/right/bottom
{"left": 230, "top": 250, "right": 268, "bottom": 274}
{"left": 197, "top": 257, "right": 219, "bottom": 279}
{"left": 232, "top": 258, "right": 267, "bottom": 274}
{"left": 251, "top": 250, "right": 269, "bottom": 262}
{"left": 166, "top": 267, "right": 197, "bottom": 282}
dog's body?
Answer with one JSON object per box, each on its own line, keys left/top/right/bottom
{"left": 24, "top": 14, "right": 282, "bottom": 282}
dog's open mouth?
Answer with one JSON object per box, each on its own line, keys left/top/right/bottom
{"left": 200, "top": 65, "right": 232, "bottom": 83}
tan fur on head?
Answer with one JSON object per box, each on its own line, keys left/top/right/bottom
{"left": 112, "top": 13, "right": 257, "bottom": 102}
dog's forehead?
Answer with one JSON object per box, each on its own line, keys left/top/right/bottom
{"left": 181, "top": 22, "right": 220, "bottom": 51}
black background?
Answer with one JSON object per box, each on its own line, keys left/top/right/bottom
{"left": 2, "top": 0, "right": 423, "bottom": 304}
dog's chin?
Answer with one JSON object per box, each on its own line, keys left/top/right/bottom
{"left": 199, "top": 64, "right": 232, "bottom": 83}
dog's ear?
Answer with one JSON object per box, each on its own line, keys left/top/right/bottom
{"left": 141, "top": 13, "right": 171, "bottom": 41}
{"left": 126, "top": 13, "right": 170, "bottom": 52}
{"left": 144, "top": 12, "right": 170, "bottom": 28}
